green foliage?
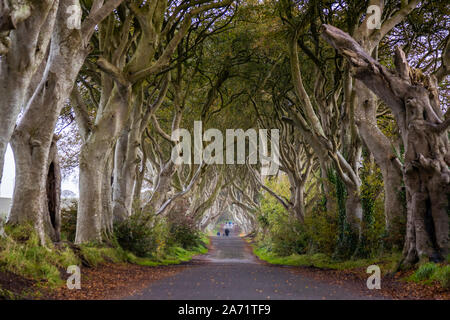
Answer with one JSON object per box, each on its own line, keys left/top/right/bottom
{"left": 270, "top": 217, "right": 308, "bottom": 256}
{"left": 356, "top": 160, "right": 386, "bottom": 258}
{"left": 60, "top": 200, "right": 78, "bottom": 242}
{"left": 256, "top": 175, "right": 308, "bottom": 256}
{"left": 257, "top": 213, "right": 269, "bottom": 229}
{"left": 79, "top": 245, "right": 103, "bottom": 266}
{"left": 165, "top": 246, "right": 203, "bottom": 263}
{"left": 126, "top": 238, "right": 208, "bottom": 267}
{"left": 256, "top": 162, "right": 390, "bottom": 263}
{"left": 0, "top": 288, "right": 19, "bottom": 300}
{"left": 377, "top": 112, "right": 400, "bottom": 142}
{"left": 303, "top": 206, "right": 338, "bottom": 255}
{"left": 326, "top": 168, "right": 358, "bottom": 259}
{"left": 79, "top": 245, "right": 109, "bottom": 267}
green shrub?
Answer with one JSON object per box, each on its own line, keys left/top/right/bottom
{"left": 270, "top": 217, "right": 307, "bottom": 256}
{"left": 255, "top": 167, "right": 391, "bottom": 260}
{"left": 304, "top": 207, "right": 338, "bottom": 255}
{"left": 114, "top": 211, "right": 157, "bottom": 257}
{"left": 169, "top": 215, "right": 202, "bottom": 249}
{"left": 114, "top": 208, "right": 205, "bottom": 258}
{"left": 151, "top": 218, "right": 171, "bottom": 257}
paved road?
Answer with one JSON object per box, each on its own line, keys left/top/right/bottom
{"left": 127, "top": 236, "right": 378, "bottom": 300}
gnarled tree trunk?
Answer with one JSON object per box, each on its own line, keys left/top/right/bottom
{"left": 112, "top": 74, "right": 169, "bottom": 221}
{"left": 75, "top": 83, "right": 131, "bottom": 244}
{"left": 7, "top": 0, "right": 88, "bottom": 241}
{"left": 7, "top": 0, "right": 124, "bottom": 242}
{"left": 8, "top": 135, "right": 61, "bottom": 242}
{"left": 76, "top": 138, "right": 114, "bottom": 243}
{"left": 322, "top": 24, "right": 449, "bottom": 264}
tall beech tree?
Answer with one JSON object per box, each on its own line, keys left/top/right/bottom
{"left": 348, "top": 0, "right": 421, "bottom": 248}
{"left": 250, "top": 105, "right": 314, "bottom": 223}
{"left": 111, "top": 73, "right": 170, "bottom": 222}
{"left": 280, "top": 1, "right": 364, "bottom": 255}
{"left": 7, "top": 0, "right": 124, "bottom": 242}
{"left": 74, "top": 0, "right": 233, "bottom": 243}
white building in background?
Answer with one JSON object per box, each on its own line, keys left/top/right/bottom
{"left": 0, "top": 197, "right": 11, "bottom": 219}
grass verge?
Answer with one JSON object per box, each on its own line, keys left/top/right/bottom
{"left": 407, "top": 262, "right": 450, "bottom": 289}
{"left": 127, "top": 244, "right": 208, "bottom": 266}
{"left": 0, "top": 226, "right": 209, "bottom": 299}
{"left": 253, "top": 246, "right": 400, "bottom": 273}
{"left": 254, "top": 245, "right": 449, "bottom": 290}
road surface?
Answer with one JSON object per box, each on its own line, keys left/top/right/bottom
{"left": 126, "top": 236, "right": 380, "bottom": 300}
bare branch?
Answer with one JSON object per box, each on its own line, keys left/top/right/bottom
{"left": 151, "top": 115, "right": 175, "bottom": 145}
{"left": 371, "top": 0, "right": 420, "bottom": 44}
{"left": 155, "top": 163, "right": 204, "bottom": 216}
{"left": 247, "top": 164, "right": 292, "bottom": 210}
